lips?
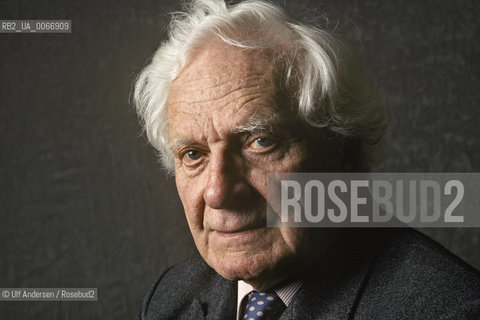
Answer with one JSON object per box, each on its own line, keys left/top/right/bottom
{"left": 206, "top": 214, "right": 271, "bottom": 248}
{"left": 211, "top": 227, "right": 267, "bottom": 247}
{"left": 212, "top": 222, "right": 265, "bottom": 234}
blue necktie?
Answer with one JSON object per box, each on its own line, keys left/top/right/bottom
{"left": 242, "top": 291, "right": 285, "bottom": 320}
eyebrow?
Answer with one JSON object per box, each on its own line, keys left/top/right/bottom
{"left": 168, "top": 110, "right": 281, "bottom": 154}
{"left": 168, "top": 138, "right": 196, "bottom": 154}
{"left": 232, "top": 110, "right": 279, "bottom": 134}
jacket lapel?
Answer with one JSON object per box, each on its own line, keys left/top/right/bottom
{"left": 279, "top": 259, "right": 373, "bottom": 319}
{"left": 279, "top": 229, "right": 378, "bottom": 320}
{"left": 188, "top": 274, "right": 237, "bottom": 320}
{"left": 181, "top": 299, "right": 206, "bottom": 320}
{"left": 205, "top": 279, "right": 237, "bottom": 320}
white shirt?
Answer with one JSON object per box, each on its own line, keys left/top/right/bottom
{"left": 236, "top": 279, "right": 303, "bottom": 320}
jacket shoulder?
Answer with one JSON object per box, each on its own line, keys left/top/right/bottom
{"left": 357, "top": 228, "right": 480, "bottom": 319}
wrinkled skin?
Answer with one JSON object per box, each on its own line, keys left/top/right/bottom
{"left": 168, "top": 42, "right": 343, "bottom": 290}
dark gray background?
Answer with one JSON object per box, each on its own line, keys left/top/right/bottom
{"left": 0, "top": 0, "right": 478, "bottom": 319}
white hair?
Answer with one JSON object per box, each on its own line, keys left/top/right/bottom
{"left": 133, "top": 0, "right": 386, "bottom": 173}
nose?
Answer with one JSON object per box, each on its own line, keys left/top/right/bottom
{"left": 203, "top": 149, "right": 249, "bottom": 210}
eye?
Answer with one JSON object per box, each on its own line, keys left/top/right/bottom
{"left": 185, "top": 150, "right": 202, "bottom": 160}
{"left": 181, "top": 149, "right": 205, "bottom": 166}
{"left": 249, "top": 136, "right": 275, "bottom": 151}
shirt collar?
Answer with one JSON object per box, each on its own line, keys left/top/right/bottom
{"left": 236, "top": 279, "right": 303, "bottom": 320}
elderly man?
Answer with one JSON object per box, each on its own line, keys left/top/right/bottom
{"left": 133, "top": 0, "right": 480, "bottom": 319}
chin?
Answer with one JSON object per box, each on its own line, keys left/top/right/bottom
{"left": 206, "top": 249, "right": 296, "bottom": 290}
{"left": 209, "top": 250, "right": 269, "bottom": 277}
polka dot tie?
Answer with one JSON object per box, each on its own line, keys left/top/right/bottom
{"left": 242, "top": 291, "right": 285, "bottom": 320}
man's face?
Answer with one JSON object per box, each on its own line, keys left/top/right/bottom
{"left": 168, "top": 43, "right": 342, "bottom": 289}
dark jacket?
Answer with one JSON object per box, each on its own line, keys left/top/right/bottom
{"left": 137, "top": 228, "right": 480, "bottom": 319}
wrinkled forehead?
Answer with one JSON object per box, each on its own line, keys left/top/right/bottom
{"left": 168, "top": 43, "right": 277, "bottom": 108}
{"left": 165, "top": 43, "right": 302, "bottom": 145}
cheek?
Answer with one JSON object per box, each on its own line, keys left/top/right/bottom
{"left": 245, "top": 168, "right": 268, "bottom": 199}
{"left": 175, "top": 174, "right": 190, "bottom": 208}
{"left": 175, "top": 173, "right": 205, "bottom": 230}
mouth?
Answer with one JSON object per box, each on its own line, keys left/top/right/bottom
{"left": 212, "top": 218, "right": 266, "bottom": 234}
{"left": 214, "top": 226, "right": 264, "bottom": 237}
{"left": 206, "top": 210, "right": 268, "bottom": 243}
